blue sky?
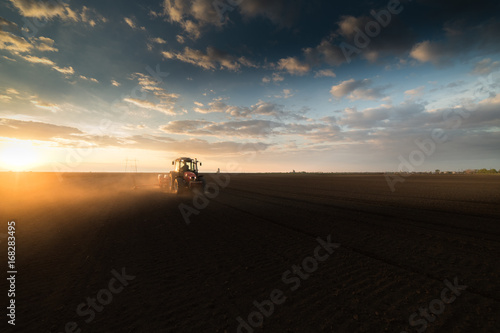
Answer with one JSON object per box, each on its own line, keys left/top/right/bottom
{"left": 0, "top": 0, "right": 499, "bottom": 172}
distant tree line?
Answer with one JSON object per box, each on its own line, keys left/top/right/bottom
{"left": 440, "top": 169, "right": 499, "bottom": 174}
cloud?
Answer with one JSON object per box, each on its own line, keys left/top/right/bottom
{"left": 272, "top": 73, "right": 284, "bottom": 82}
{"left": 276, "top": 57, "right": 310, "bottom": 75}
{"left": 52, "top": 65, "right": 74, "bottom": 75}
{"left": 6, "top": 88, "right": 19, "bottom": 95}
{"left": 123, "top": 72, "right": 180, "bottom": 115}
{"left": 161, "top": 0, "right": 221, "bottom": 39}
{"left": 149, "top": 37, "right": 167, "bottom": 44}
{"left": 0, "top": 88, "right": 20, "bottom": 102}
{"left": 124, "top": 17, "right": 145, "bottom": 31}
{"left": 124, "top": 98, "right": 176, "bottom": 115}
{"left": 32, "top": 36, "right": 58, "bottom": 52}
{"left": 79, "top": 75, "right": 99, "bottom": 83}
{"left": 193, "top": 98, "right": 292, "bottom": 119}
{"left": 31, "top": 99, "right": 60, "bottom": 112}
{"left": 124, "top": 17, "right": 136, "bottom": 29}
{"left": 9, "top": 0, "right": 105, "bottom": 26}
{"left": 0, "top": 118, "right": 271, "bottom": 156}
{"left": 0, "top": 118, "right": 82, "bottom": 141}
{"left": 410, "top": 40, "right": 452, "bottom": 66}
{"left": 471, "top": 58, "right": 500, "bottom": 75}
{"left": 314, "top": 69, "right": 336, "bottom": 78}
{"left": 410, "top": 19, "right": 500, "bottom": 67}
{"left": 19, "top": 54, "right": 55, "bottom": 65}
{"left": 263, "top": 73, "right": 284, "bottom": 83}
{"left": 161, "top": 0, "right": 303, "bottom": 39}
{"left": 176, "top": 35, "right": 185, "bottom": 44}
{"left": 162, "top": 46, "right": 253, "bottom": 71}
{"left": 404, "top": 86, "right": 425, "bottom": 98}
{"left": 126, "top": 136, "right": 270, "bottom": 155}
{"left": 0, "top": 30, "right": 32, "bottom": 52}
{"left": 9, "top": 0, "right": 77, "bottom": 20}
{"left": 21, "top": 55, "right": 76, "bottom": 77}
{"left": 275, "top": 89, "right": 294, "bottom": 99}
{"left": 80, "top": 6, "right": 106, "bottom": 26}
{"left": 238, "top": 0, "right": 302, "bottom": 27}
{"left": 111, "top": 80, "right": 121, "bottom": 87}
{"left": 0, "top": 17, "right": 18, "bottom": 30}
{"left": 161, "top": 119, "right": 283, "bottom": 138}
{"left": 330, "top": 78, "right": 388, "bottom": 100}
{"left": 273, "top": 11, "right": 413, "bottom": 76}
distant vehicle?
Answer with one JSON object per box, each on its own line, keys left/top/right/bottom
{"left": 158, "top": 157, "right": 206, "bottom": 195}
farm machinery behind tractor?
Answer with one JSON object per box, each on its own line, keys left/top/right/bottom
{"left": 158, "top": 157, "right": 206, "bottom": 195}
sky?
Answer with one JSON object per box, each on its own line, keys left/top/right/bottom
{"left": 0, "top": 0, "right": 499, "bottom": 173}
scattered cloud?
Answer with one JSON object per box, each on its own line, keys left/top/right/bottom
{"left": 123, "top": 72, "right": 180, "bottom": 115}
{"left": 8, "top": 0, "right": 105, "bottom": 26}
{"left": 193, "top": 97, "right": 297, "bottom": 119}
{"left": 161, "top": 119, "right": 283, "bottom": 138}
{"left": 6, "top": 88, "right": 19, "bottom": 95}
{"left": 123, "top": 17, "right": 144, "bottom": 30}
{"left": 410, "top": 40, "right": 452, "bottom": 66}
{"left": 162, "top": 46, "right": 254, "bottom": 71}
{"left": 20, "top": 54, "right": 55, "bottom": 66}
{"left": 471, "top": 58, "right": 500, "bottom": 75}
{"left": 111, "top": 80, "right": 121, "bottom": 87}
{"left": 275, "top": 89, "right": 294, "bottom": 99}
{"left": 79, "top": 75, "right": 99, "bottom": 83}
{"left": 52, "top": 65, "right": 75, "bottom": 75}
{"left": 161, "top": 0, "right": 303, "bottom": 39}
{"left": 404, "top": 86, "right": 425, "bottom": 98}
{"left": 330, "top": 78, "right": 388, "bottom": 100}
{"left": 314, "top": 69, "right": 336, "bottom": 78}
{"left": 31, "top": 36, "right": 58, "bottom": 52}
{"left": 0, "top": 118, "right": 82, "bottom": 141}
{"left": 124, "top": 97, "right": 176, "bottom": 115}
{"left": 0, "top": 118, "right": 270, "bottom": 155}
{"left": 31, "top": 99, "right": 60, "bottom": 112}
{"left": 0, "top": 30, "right": 32, "bottom": 53}
{"left": 176, "top": 35, "right": 185, "bottom": 44}
{"left": 149, "top": 37, "right": 167, "bottom": 44}
{"left": 276, "top": 57, "right": 310, "bottom": 75}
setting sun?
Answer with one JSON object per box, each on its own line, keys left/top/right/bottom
{"left": 0, "top": 140, "right": 40, "bottom": 171}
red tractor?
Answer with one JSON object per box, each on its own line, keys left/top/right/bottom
{"left": 158, "top": 157, "right": 206, "bottom": 195}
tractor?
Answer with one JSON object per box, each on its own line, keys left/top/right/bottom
{"left": 158, "top": 157, "right": 206, "bottom": 195}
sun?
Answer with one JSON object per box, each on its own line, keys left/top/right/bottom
{"left": 0, "top": 140, "right": 41, "bottom": 171}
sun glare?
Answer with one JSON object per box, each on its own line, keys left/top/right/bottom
{"left": 0, "top": 140, "right": 40, "bottom": 171}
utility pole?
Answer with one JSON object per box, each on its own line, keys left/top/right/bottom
{"left": 125, "top": 158, "right": 138, "bottom": 173}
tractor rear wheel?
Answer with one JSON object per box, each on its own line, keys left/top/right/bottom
{"left": 173, "top": 178, "right": 183, "bottom": 195}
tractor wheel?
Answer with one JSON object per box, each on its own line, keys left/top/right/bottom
{"left": 173, "top": 178, "right": 183, "bottom": 195}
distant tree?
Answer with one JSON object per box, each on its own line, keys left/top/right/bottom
{"left": 435, "top": 169, "right": 440, "bottom": 174}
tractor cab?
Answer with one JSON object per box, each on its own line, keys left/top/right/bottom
{"left": 173, "top": 157, "right": 201, "bottom": 174}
